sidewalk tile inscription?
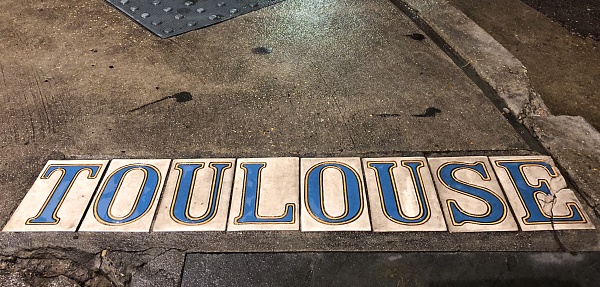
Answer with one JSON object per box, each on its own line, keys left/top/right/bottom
{"left": 78, "top": 159, "right": 171, "bottom": 232}
{"left": 3, "top": 156, "right": 595, "bottom": 233}
{"left": 428, "top": 157, "right": 518, "bottom": 232}
{"left": 3, "top": 160, "right": 109, "bottom": 232}
{"left": 153, "top": 159, "right": 236, "bottom": 232}
{"left": 300, "top": 158, "right": 371, "bottom": 231}
{"left": 227, "top": 158, "right": 300, "bottom": 231}
{"left": 363, "top": 157, "right": 446, "bottom": 232}
{"left": 490, "top": 156, "right": 595, "bottom": 231}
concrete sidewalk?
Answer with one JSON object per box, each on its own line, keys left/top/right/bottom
{"left": 0, "top": 0, "right": 599, "bottom": 286}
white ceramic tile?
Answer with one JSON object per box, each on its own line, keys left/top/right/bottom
{"left": 362, "top": 157, "right": 446, "bottom": 232}
{"left": 78, "top": 159, "right": 171, "bottom": 232}
{"left": 300, "top": 158, "right": 371, "bottom": 231}
{"left": 227, "top": 158, "right": 300, "bottom": 231}
{"left": 153, "top": 159, "right": 236, "bottom": 231}
{"left": 490, "top": 156, "right": 595, "bottom": 231}
{"left": 428, "top": 156, "right": 518, "bottom": 232}
{"left": 3, "top": 160, "right": 109, "bottom": 232}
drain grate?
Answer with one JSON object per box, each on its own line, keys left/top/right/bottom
{"left": 106, "top": 0, "right": 286, "bottom": 38}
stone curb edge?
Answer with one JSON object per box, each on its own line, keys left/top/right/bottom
{"left": 394, "top": 0, "right": 600, "bottom": 219}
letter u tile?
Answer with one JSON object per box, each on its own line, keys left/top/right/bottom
{"left": 300, "top": 158, "right": 371, "bottom": 231}
{"left": 3, "top": 160, "right": 109, "bottom": 232}
{"left": 362, "top": 157, "right": 447, "bottom": 232}
{"left": 428, "top": 156, "right": 518, "bottom": 232}
{"left": 227, "top": 158, "right": 300, "bottom": 231}
{"left": 78, "top": 159, "right": 171, "bottom": 232}
{"left": 490, "top": 156, "right": 595, "bottom": 231}
{"left": 153, "top": 159, "right": 236, "bottom": 231}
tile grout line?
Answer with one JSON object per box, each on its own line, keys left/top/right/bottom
{"left": 75, "top": 160, "right": 112, "bottom": 232}
{"left": 423, "top": 157, "right": 452, "bottom": 232}
{"left": 223, "top": 158, "right": 238, "bottom": 232}
{"left": 484, "top": 156, "right": 521, "bottom": 232}
{"left": 298, "top": 157, "right": 303, "bottom": 232}
{"left": 148, "top": 159, "right": 174, "bottom": 233}
{"left": 358, "top": 158, "right": 374, "bottom": 232}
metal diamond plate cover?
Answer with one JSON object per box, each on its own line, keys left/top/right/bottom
{"left": 106, "top": 0, "right": 286, "bottom": 38}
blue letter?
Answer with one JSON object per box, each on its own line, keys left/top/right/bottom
{"left": 495, "top": 161, "right": 584, "bottom": 224}
{"left": 438, "top": 162, "right": 507, "bottom": 225}
{"left": 27, "top": 165, "right": 102, "bottom": 225}
{"left": 234, "top": 163, "right": 295, "bottom": 224}
{"left": 305, "top": 162, "right": 364, "bottom": 224}
{"left": 367, "top": 161, "right": 430, "bottom": 225}
{"left": 170, "top": 163, "right": 232, "bottom": 225}
{"left": 94, "top": 164, "right": 162, "bottom": 225}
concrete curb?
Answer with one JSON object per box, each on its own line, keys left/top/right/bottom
{"left": 396, "top": 0, "right": 600, "bottom": 217}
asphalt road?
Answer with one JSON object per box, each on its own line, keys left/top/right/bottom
{"left": 522, "top": 0, "right": 599, "bottom": 40}
{"left": 181, "top": 252, "right": 600, "bottom": 287}
{"left": 449, "top": 0, "right": 600, "bottom": 131}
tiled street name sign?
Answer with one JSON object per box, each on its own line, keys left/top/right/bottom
{"left": 3, "top": 156, "right": 595, "bottom": 232}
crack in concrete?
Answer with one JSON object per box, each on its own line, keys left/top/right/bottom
{"left": 0, "top": 246, "right": 186, "bottom": 287}
{"left": 548, "top": 194, "right": 569, "bottom": 253}
{"left": 1, "top": 247, "right": 114, "bottom": 286}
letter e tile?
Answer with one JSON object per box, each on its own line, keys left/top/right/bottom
{"left": 227, "top": 158, "right": 300, "bottom": 231}
{"left": 428, "top": 156, "right": 518, "bottom": 232}
{"left": 301, "top": 158, "right": 371, "bottom": 231}
{"left": 490, "top": 156, "right": 595, "bottom": 231}
{"left": 153, "top": 159, "right": 235, "bottom": 231}
{"left": 3, "top": 160, "right": 108, "bottom": 232}
{"left": 78, "top": 159, "right": 171, "bottom": 232}
{"left": 363, "top": 157, "right": 446, "bottom": 232}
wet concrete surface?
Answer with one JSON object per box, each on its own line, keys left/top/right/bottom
{"left": 0, "top": 0, "right": 525, "bottom": 161}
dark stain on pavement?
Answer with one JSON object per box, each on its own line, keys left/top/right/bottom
{"left": 407, "top": 33, "right": 426, "bottom": 41}
{"left": 172, "top": 91, "right": 193, "bottom": 102}
{"left": 128, "top": 91, "right": 193, "bottom": 112}
{"left": 412, "top": 107, "right": 442, "bottom": 117}
{"left": 252, "top": 47, "right": 273, "bottom": 55}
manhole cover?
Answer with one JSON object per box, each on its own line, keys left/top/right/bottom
{"left": 106, "top": 0, "right": 286, "bottom": 38}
